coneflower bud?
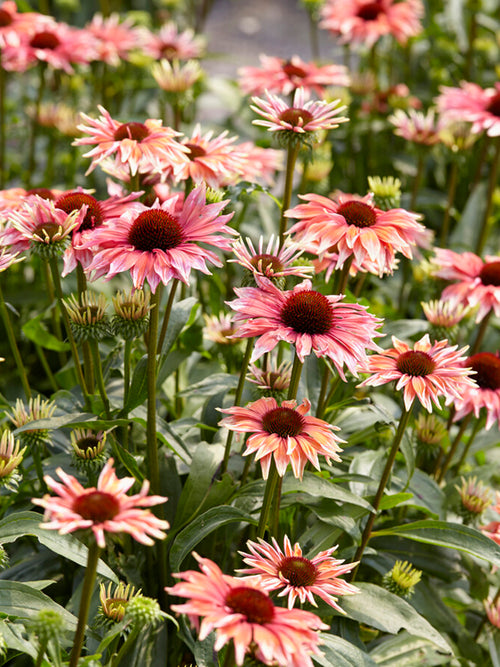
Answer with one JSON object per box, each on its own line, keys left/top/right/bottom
{"left": 367, "top": 175, "right": 402, "bottom": 211}
{"left": 112, "top": 288, "right": 151, "bottom": 340}
{"left": 7, "top": 396, "right": 56, "bottom": 448}
{"left": 98, "top": 581, "right": 142, "bottom": 626}
{"left": 70, "top": 428, "right": 108, "bottom": 474}
{"left": 456, "top": 476, "right": 492, "bottom": 525}
{"left": 27, "top": 609, "right": 67, "bottom": 647}
{"left": 65, "top": 291, "right": 109, "bottom": 342}
{"left": 382, "top": 560, "right": 422, "bottom": 599}
{"left": 124, "top": 595, "right": 166, "bottom": 628}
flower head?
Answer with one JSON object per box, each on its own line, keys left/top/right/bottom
{"left": 247, "top": 360, "right": 292, "bottom": 398}
{"left": 367, "top": 175, "right": 402, "bottom": 210}
{"left": 65, "top": 291, "right": 109, "bottom": 342}
{"left": 86, "top": 13, "right": 142, "bottom": 67}
{"left": 81, "top": 185, "right": 234, "bottom": 293}
{"left": 32, "top": 458, "right": 169, "bottom": 549}
{"left": 436, "top": 81, "right": 500, "bottom": 137}
{"left": 151, "top": 58, "right": 203, "bottom": 93}
{"left": 99, "top": 581, "right": 141, "bottom": 624}
{"left": 358, "top": 334, "right": 476, "bottom": 412}
{"left": 388, "top": 108, "right": 446, "bottom": 145}
{"left": 382, "top": 560, "right": 422, "bottom": 599}
{"left": 139, "top": 21, "right": 205, "bottom": 61}
{"left": 166, "top": 553, "right": 327, "bottom": 667}
{"left": 453, "top": 352, "right": 500, "bottom": 431}
{"left": 228, "top": 277, "right": 383, "bottom": 377}
{"left": 112, "top": 288, "right": 151, "bottom": 339}
{"left": 456, "top": 476, "right": 492, "bottom": 524}
{"left": 0, "top": 430, "right": 26, "bottom": 489}
{"left": 70, "top": 428, "right": 108, "bottom": 473}
{"left": 7, "top": 395, "right": 56, "bottom": 447}
{"left": 238, "top": 536, "right": 358, "bottom": 611}
{"left": 203, "top": 312, "right": 239, "bottom": 346}
{"left": 485, "top": 598, "right": 500, "bottom": 629}
{"left": 218, "top": 396, "right": 344, "bottom": 480}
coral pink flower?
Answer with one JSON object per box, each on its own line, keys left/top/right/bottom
{"left": 485, "top": 598, "right": 500, "bottom": 629}
{"left": 436, "top": 81, "right": 500, "bottom": 137}
{"left": 86, "top": 13, "right": 142, "bottom": 66}
{"left": 286, "top": 191, "right": 425, "bottom": 276}
{"left": 320, "top": 0, "right": 424, "bottom": 48}
{"left": 74, "top": 105, "right": 189, "bottom": 176}
{"left": 251, "top": 87, "right": 348, "bottom": 136}
{"left": 80, "top": 184, "right": 234, "bottom": 292}
{"left": 0, "top": 1, "right": 42, "bottom": 49}
{"left": 388, "top": 108, "right": 446, "bottom": 145}
{"left": 432, "top": 249, "right": 500, "bottom": 323}
{"left": 32, "top": 458, "right": 169, "bottom": 549}
{"left": 166, "top": 553, "right": 327, "bottom": 667}
{"left": 358, "top": 334, "right": 476, "bottom": 412}
{"left": 0, "top": 246, "right": 24, "bottom": 272}
{"left": 230, "top": 141, "right": 283, "bottom": 186}
{"left": 238, "top": 536, "right": 358, "bottom": 610}
{"left": 481, "top": 521, "right": 500, "bottom": 547}
{"left": 453, "top": 352, "right": 500, "bottom": 430}
{"left": 218, "top": 396, "right": 344, "bottom": 480}
{"left": 238, "top": 54, "right": 349, "bottom": 97}
{"left": 228, "top": 277, "right": 382, "bottom": 376}
{"left": 138, "top": 21, "right": 205, "bottom": 61}
{"left": 230, "top": 235, "right": 313, "bottom": 283}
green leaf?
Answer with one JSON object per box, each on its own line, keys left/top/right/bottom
{"left": 13, "top": 412, "right": 96, "bottom": 434}
{"left": 0, "top": 580, "right": 77, "bottom": 629}
{"left": 169, "top": 506, "right": 256, "bottom": 572}
{"left": 378, "top": 492, "right": 414, "bottom": 511}
{"left": 0, "top": 619, "right": 37, "bottom": 659}
{"left": 124, "top": 354, "right": 148, "bottom": 412}
{"left": 313, "top": 634, "right": 377, "bottom": 667}
{"left": 373, "top": 520, "right": 500, "bottom": 568}
{"left": 282, "top": 472, "right": 374, "bottom": 510}
{"left": 368, "top": 632, "right": 452, "bottom": 666}
{"left": 22, "top": 314, "right": 70, "bottom": 351}
{"left": 341, "top": 583, "right": 451, "bottom": 653}
{"left": 0, "top": 511, "right": 118, "bottom": 582}
{"left": 160, "top": 296, "right": 197, "bottom": 358}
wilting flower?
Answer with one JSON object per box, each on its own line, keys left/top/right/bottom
{"left": 238, "top": 54, "right": 349, "bottom": 97}
{"left": 74, "top": 105, "right": 189, "bottom": 176}
{"left": 32, "top": 458, "right": 169, "bottom": 548}
{"left": 229, "top": 277, "right": 382, "bottom": 375}
{"left": 388, "top": 108, "right": 446, "bottom": 145}
{"left": 382, "top": 560, "right": 422, "bottom": 599}
{"left": 358, "top": 334, "right": 476, "bottom": 412}
{"left": 112, "top": 288, "right": 151, "bottom": 339}
{"left": 320, "top": 0, "right": 424, "bottom": 48}
{"left": 251, "top": 87, "right": 348, "bottom": 143}
{"left": 151, "top": 58, "right": 203, "bottom": 93}
{"left": 0, "top": 431, "right": 26, "bottom": 488}
{"left": 218, "top": 396, "right": 344, "bottom": 480}
{"left": 203, "top": 312, "right": 239, "bottom": 346}
{"left": 453, "top": 352, "right": 500, "bottom": 431}
{"left": 81, "top": 184, "right": 234, "bottom": 293}
{"left": 432, "top": 249, "right": 500, "bottom": 323}
{"left": 436, "top": 81, "right": 500, "bottom": 137}
{"left": 139, "top": 21, "right": 206, "bottom": 61}
{"left": 286, "top": 191, "right": 424, "bottom": 276}
{"left": 456, "top": 476, "right": 492, "bottom": 524}
{"left": 166, "top": 553, "right": 327, "bottom": 667}
{"left": 86, "top": 13, "right": 142, "bottom": 67}
{"left": 99, "top": 581, "right": 141, "bottom": 623}
{"left": 7, "top": 395, "right": 56, "bottom": 447}
{"left": 238, "top": 536, "right": 358, "bottom": 610}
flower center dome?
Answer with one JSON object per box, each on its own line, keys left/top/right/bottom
{"left": 279, "top": 108, "right": 314, "bottom": 127}
{"left": 184, "top": 142, "right": 207, "bottom": 160}
{"left": 396, "top": 350, "right": 436, "bottom": 376}
{"left": 281, "top": 290, "right": 334, "bottom": 334}
{"left": 0, "top": 9, "right": 13, "bottom": 26}
{"left": 282, "top": 61, "right": 308, "bottom": 79}
{"left": 279, "top": 556, "right": 317, "bottom": 586}
{"left": 128, "top": 209, "right": 183, "bottom": 252}
{"left": 487, "top": 92, "right": 500, "bottom": 118}
{"left": 30, "top": 31, "right": 60, "bottom": 49}
{"left": 358, "top": 2, "right": 384, "bottom": 20}
{"left": 73, "top": 490, "right": 120, "bottom": 522}
{"left": 479, "top": 261, "right": 500, "bottom": 287}
{"left": 337, "top": 201, "right": 377, "bottom": 228}
{"left": 262, "top": 406, "right": 304, "bottom": 437}
{"left": 250, "top": 253, "right": 284, "bottom": 273}
{"left": 27, "top": 188, "right": 55, "bottom": 200}
{"left": 76, "top": 436, "right": 101, "bottom": 453}
{"left": 225, "top": 587, "right": 275, "bottom": 624}
{"left": 56, "top": 192, "right": 103, "bottom": 231}
{"left": 468, "top": 353, "right": 500, "bottom": 390}
{"left": 113, "top": 122, "right": 150, "bottom": 142}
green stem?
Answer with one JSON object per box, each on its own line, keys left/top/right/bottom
{"left": 470, "top": 310, "right": 492, "bottom": 356}
{"left": 35, "top": 343, "right": 58, "bottom": 392}
{"left": 77, "top": 266, "right": 95, "bottom": 393}
{"left": 287, "top": 354, "right": 303, "bottom": 401}
{"left": 336, "top": 256, "right": 354, "bottom": 295}
{"left": 222, "top": 644, "right": 236, "bottom": 667}
{"left": 279, "top": 143, "right": 300, "bottom": 246}
{"left": 0, "top": 282, "right": 31, "bottom": 399}
{"left": 34, "top": 640, "right": 48, "bottom": 667}
{"left": 110, "top": 626, "right": 140, "bottom": 667}
{"left": 440, "top": 159, "right": 459, "bottom": 247}
{"left": 475, "top": 137, "right": 500, "bottom": 255}
{"left": 69, "top": 541, "right": 101, "bottom": 667}
{"left": 89, "top": 340, "right": 111, "bottom": 418}
{"left": 315, "top": 363, "right": 330, "bottom": 419}
{"left": 435, "top": 412, "right": 473, "bottom": 484}
{"left": 221, "top": 337, "right": 253, "bottom": 475}
{"left": 157, "top": 278, "right": 179, "bottom": 357}
{"left": 123, "top": 338, "right": 132, "bottom": 411}
{"left": 32, "top": 446, "right": 47, "bottom": 493}
{"left": 26, "top": 63, "right": 46, "bottom": 188}
{"left": 349, "top": 406, "right": 413, "bottom": 581}
{"left": 455, "top": 416, "right": 484, "bottom": 474}
{"left": 146, "top": 286, "right": 162, "bottom": 496}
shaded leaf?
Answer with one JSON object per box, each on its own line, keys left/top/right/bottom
{"left": 313, "top": 633, "right": 377, "bottom": 667}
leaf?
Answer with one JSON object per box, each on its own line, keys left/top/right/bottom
{"left": 22, "top": 314, "right": 70, "bottom": 351}
{"left": 393, "top": 469, "right": 446, "bottom": 519}
{"left": 450, "top": 181, "right": 488, "bottom": 250}
{"left": 160, "top": 296, "right": 197, "bottom": 358}
{"left": 0, "top": 619, "right": 37, "bottom": 659}
{"left": 373, "top": 520, "right": 500, "bottom": 568}
{"left": 124, "top": 354, "right": 148, "bottom": 412}
{"left": 341, "top": 583, "right": 451, "bottom": 653}
{"left": 0, "top": 511, "right": 118, "bottom": 582}
{"left": 282, "top": 472, "right": 373, "bottom": 510}
{"left": 314, "top": 634, "right": 377, "bottom": 667}
{"left": 169, "top": 506, "right": 256, "bottom": 572}
{"left": 378, "top": 492, "right": 414, "bottom": 511}
{"left": 13, "top": 412, "right": 96, "bottom": 434}
{"left": 0, "top": 580, "right": 77, "bottom": 629}
{"left": 368, "top": 632, "right": 452, "bottom": 666}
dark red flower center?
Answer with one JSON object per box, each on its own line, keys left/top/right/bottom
{"left": 337, "top": 200, "right": 377, "bottom": 228}
{"left": 113, "top": 122, "right": 150, "bottom": 142}
{"left": 479, "top": 261, "right": 500, "bottom": 287}
{"left": 282, "top": 61, "right": 308, "bottom": 79}
{"left": 357, "top": 1, "right": 384, "bottom": 20}
{"left": 55, "top": 192, "right": 103, "bottom": 231}
{"left": 73, "top": 490, "right": 120, "bottom": 522}
{"left": 250, "top": 253, "right": 284, "bottom": 273}
{"left": 33, "top": 222, "right": 60, "bottom": 241}
{"left": 184, "top": 142, "right": 207, "bottom": 160}
{"left": 261, "top": 406, "right": 304, "bottom": 437}
{"left": 27, "top": 188, "right": 55, "bottom": 200}
{"left": 0, "top": 10, "right": 13, "bottom": 27}
{"left": 396, "top": 350, "right": 436, "bottom": 376}
{"left": 281, "top": 290, "right": 334, "bottom": 335}
{"left": 128, "top": 209, "right": 183, "bottom": 252}
{"left": 225, "top": 587, "right": 275, "bottom": 624}
{"left": 30, "top": 31, "right": 60, "bottom": 50}
{"left": 279, "top": 556, "right": 317, "bottom": 586}
{"left": 279, "top": 108, "right": 314, "bottom": 127}
{"left": 76, "top": 436, "right": 101, "bottom": 452}
{"left": 160, "top": 43, "right": 179, "bottom": 59}
{"left": 487, "top": 92, "right": 500, "bottom": 118}
{"left": 468, "top": 353, "right": 500, "bottom": 390}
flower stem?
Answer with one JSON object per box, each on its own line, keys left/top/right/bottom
{"left": 287, "top": 354, "right": 303, "bottom": 401}
{"left": 436, "top": 413, "right": 473, "bottom": 484}
{"left": 77, "top": 265, "right": 95, "bottom": 393}
{"left": 0, "top": 282, "right": 31, "bottom": 399}
{"left": 256, "top": 458, "right": 280, "bottom": 539}
{"left": 26, "top": 63, "right": 46, "bottom": 188}
{"left": 123, "top": 338, "right": 132, "bottom": 411}
{"left": 475, "top": 136, "right": 500, "bottom": 255}
{"left": 146, "top": 286, "right": 163, "bottom": 496}
{"left": 69, "top": 540, "right": 101, "bottom": 667}
{"left": 157, "top": 278, "right": 179, "bottom": 356}
{"left": 89, "top": 340, "right": 111, "bottom": 419}
{"left": 470, "top": 310, "right": 492, "bottom": 357}
{"left": 440, "top": 159, "right": 459, "bottom": 247}
{"left": 221, "top": 337, "right": 253, "bottom": 475}
{"left": 336, "top": 256, "right": 354, "bottom": 295}
{"left": 279, "top": 143, "right": 300, "bottom": 246}
{"left": 34, "top": 640, "right": 48, "bottom": 667}
{"left": 455, "top": 416, "right": 484, "bottom": 474}
{"left": 349, "top": 406, "right": 413, "bottom": 581}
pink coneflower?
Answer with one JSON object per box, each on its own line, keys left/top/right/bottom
{"left": 388, "top": 108, "right": 446, "bottom": 145}
{"left": 436, "top": 81, "right": 500, "bottom": 137}
{"left": 32, "top": 458, "right": 169, "bottom": 549}
{"left": 238, "top": 54, "right": 349, "bottom": 97}
{"left": 231, "top": 142, "right": 284, "bottom": 186}
{"left": 251, "top": 87, "right": 348, "bottom": 138}
{"left": 230, "top": 235, "right": 313, "bottom": 284}
{"left": 421, "top": 300, "right": 469, "bottom": 328}
{"left": 139, "top": 21, "right": 205, "bottom": 61}
{"left": 203, "top": 312, "right": 239, "bottom": 346}
{"left": 238, "top": 536, "right": 358, "bottom": 611}
{"left": 0, "top": 246, "right": 24, "bottom": 272}
{"left": 286, "top": 191, "right": 425, "bottom": 276}
{"left": 0, "top": 1, "right": 42, "bottom": 49}
{"left": 481, "top": 521, "right": 500, "bottom": 547}
{"left": 218, "top": 396, "right": 344, "bottom": 480}
{"left": 247, "top": 360, "right": 292, "bottom": 395}
{"left": 80, "top": 184, "right": 234, "bottom": 293}
{"left": 453, "top": 352, "right": 500, "bottom": 430}
{"left": 228, "top": 277, "right": 383, "bottom": 376}
{"left": 175, "top": 124, "right": 246, "bottom": 188}
{"left": 358, "top": 334, "right": 476, "bottom": 412}
{"left": 86, "top": 13, "right": 142, "bottom": 66}
{"left": 0, "top": 187, "right": 60, "bottom": 216}
{"left": 166, "top": 553, "right": 327, "bottom": 667}
{"left": 74, "top": 105, "right": 189, "bottom": 176}
{"left": 151, "top": 58, "right": 203, "bottom": 93}
{"left": 485, "top": 598, "right": 500, "bottom": 629}
{"left": 432, "top": 249, "right": 500, "bottom": 323}
{"left": 320, "top": 0, "right": 424, "bottom": 48}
